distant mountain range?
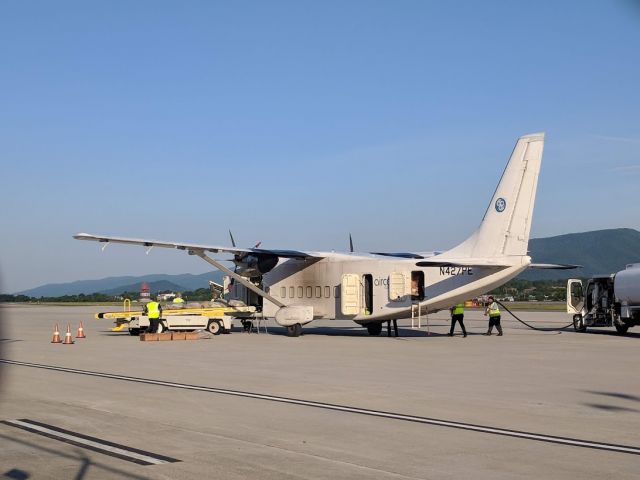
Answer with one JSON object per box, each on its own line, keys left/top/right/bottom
{"left": 16, "top": 272, "right": 224, "bottom": 297}
{"left": 523, "top": 228, "right": 640, "bottom": 280}
{"left": 13, "top": 228, "right": 640, "bottom": 296}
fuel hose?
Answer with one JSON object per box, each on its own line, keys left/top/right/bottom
{"left": 495, "top": 300, "right": 575, "bottom": 331}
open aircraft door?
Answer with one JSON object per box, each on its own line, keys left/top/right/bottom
{"left": 341, "top": 274, "right": 361, "bottom": 315}
{"left": 567, "top": 279, "right": 584, "bottom": 314}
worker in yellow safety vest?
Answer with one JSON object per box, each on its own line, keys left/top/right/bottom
{"left": 483, "top": 296, "right": 503, "bottom": 336}
{"left": 449, "top": 303, "right": 467, "bottom": 337}
{"left": 143, "top": 300, "right": 163, "bottom": 333}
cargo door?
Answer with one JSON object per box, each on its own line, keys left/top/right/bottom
{"left": 567, "top": 279, "right": 584, "bottom": 314}
{"left": 389, "top": 272, "right": 406, "bottom": 301}
{"left": 341, "top": 274, "right": 361, "bottom": 315}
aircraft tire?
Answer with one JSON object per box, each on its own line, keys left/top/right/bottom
{"left": 287, "top": 323, "right": 302, "bottom": 337}
{"left": 128, "top": 328, "right": 140, "bottom": 336}
{"left": 207, "top": 319, "right": 223, "bottom": 335}
{"left": 615, "top": 324, "right": 629, "bottom": 335}
{"left": 573, "top": 315, "right": 586, "bottom": 333}
{"left": 366, "top": 322, "right": 383, "bottom": 336}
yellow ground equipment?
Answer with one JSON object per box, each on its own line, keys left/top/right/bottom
{"left": 96, "top": 301, "right": 256, "bottom": 334}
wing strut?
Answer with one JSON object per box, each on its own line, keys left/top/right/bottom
{"left": 190, "top": 250, "right": 285, "bottom": 308}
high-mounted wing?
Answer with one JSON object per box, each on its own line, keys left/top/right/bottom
{"left": 73, "top": 233, "right": 319, "bottom": 259}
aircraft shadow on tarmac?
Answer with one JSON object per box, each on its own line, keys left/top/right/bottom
{"left": 585, "top": 391, "right": 640, "bottom": 402}
{"left": 581, "top": 403, "right": 638, "bottom": 413}
{"left": 99, "top": 327, "right": 449, "bottom": 338}
{"left": 580, "top": 390, "right": 640, "bottom": 414}
{"left": 0, "top": 432, "right": 152, "bottom": 480}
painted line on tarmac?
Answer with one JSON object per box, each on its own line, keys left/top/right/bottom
{"left": 1, "top": 418, "right": 180, "bottom": 465}
{"left": 3, "top": 358, "right": 640, "bottom": 456}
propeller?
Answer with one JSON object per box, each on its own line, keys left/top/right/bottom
{"left": 349, "top": 233, "right": 354, "bottom": 253}
{"left": 227, "top": 230, "right": 265, "bottom": 279}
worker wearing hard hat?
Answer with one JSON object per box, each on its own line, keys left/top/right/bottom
{"left": 143, "top": 300, "right": 163, "bottom": 333}
{"left": 449, "top": 303, "right": 467, "bottom": 337}
{"left": 483, "top": 296, "right": 503, "bottom": 336}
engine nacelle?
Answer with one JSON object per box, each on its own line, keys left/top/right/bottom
{"left": 275, "top": 306, "right": 314, "bottom": 327}
{"left": 235, "top": 254, "right": 278, "bottom": 277}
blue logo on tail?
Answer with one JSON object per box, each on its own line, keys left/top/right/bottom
{"left": 495, "top": 198, "right": 506, "bottom": 212}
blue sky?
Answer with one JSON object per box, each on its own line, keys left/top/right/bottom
{"left": 1, "top": 1, "right": 639, "bottom": 293}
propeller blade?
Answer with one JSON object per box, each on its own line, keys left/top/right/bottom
{"left": 229, "top": 230, "right": 236, "bottom": 247}
{"left": 349, "top": 233, "right": 354, "bottom": 253}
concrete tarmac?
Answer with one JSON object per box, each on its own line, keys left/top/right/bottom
{"left": 1, "top": 304, "right": 639, "bottom": 479}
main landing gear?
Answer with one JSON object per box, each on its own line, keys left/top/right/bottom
{"left": 366, "top": 322, "right": 383, "bottom": 336}
{"left": 286, "top": 323, "right": 302, "bottom": 337}
{"left": 366, "top": 321, "right": 399, "bottom": 337}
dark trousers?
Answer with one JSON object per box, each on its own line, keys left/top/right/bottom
{"left": 148, "top": 317, "right": 161, "bottom": 333}
{"left": 488, "top": 315, "right": 503, "bottom": 334}
{"left": 450, "top": 314, "right": 467, "bottom": 335}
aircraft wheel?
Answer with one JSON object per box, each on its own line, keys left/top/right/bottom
{"left": 287, "top": 323, "right": 302, "bottom": 337}
{"left": 128, "top": 328, "right": 140, "bottom": 336}
{"left": 573, "top": 315, "right": 586, "bottom": 332}
{"left": 366, "top": 322, "right": 383, "bottom": 336}
{"left": 615, "top": 324, "right": 629, "bottom": 335}
{"left": 207, "top": 319, "right": 223, "bottom": 335}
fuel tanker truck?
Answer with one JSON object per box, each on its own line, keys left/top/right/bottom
{"left": 567, "top": 263, "right": 640, "bottom": 334}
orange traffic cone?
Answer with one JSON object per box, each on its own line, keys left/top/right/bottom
{"left": 51, "top": 324, "right": 62, "bottom": 343}
{"left": 63, "top": 324, "right": 74, "bottom": 344}
{"left": 76, "top": 321, "right": 86, "bottom": 339}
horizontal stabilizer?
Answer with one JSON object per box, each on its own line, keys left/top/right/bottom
{"left": 372, "top": 252, "right": 426, "bottom": 259}
{"left": 416, "top": 258, "right": 513, "bottom": 268}
{"left": 529, "top": 263, "right": 581, "bottom": 270}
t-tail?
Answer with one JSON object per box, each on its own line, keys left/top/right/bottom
{"left": 443, "top": 132, "right": 544, "bottom": 262}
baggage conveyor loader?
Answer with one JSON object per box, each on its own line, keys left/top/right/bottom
{"left": 96, "top": 304, "right": 257, "bottom": 336}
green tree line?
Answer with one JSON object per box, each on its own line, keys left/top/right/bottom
{"left": 0, "top": 287, "right": 215, "bottom": 303}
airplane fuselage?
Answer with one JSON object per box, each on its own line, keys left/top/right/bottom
{"left": 261, "top": 255, "right": 530, "bottom": 323}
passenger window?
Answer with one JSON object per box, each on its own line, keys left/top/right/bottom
{"left": 306, "top": 286, "right": 312, "bottom": 298}
{"left": 281, "top": 286, "right": 286, "bottom": 298}
{"left": 289, "top": 286, "right": 294, "bottom": 298}
{"left": 297, "top": 286, "right": 303, "bottom": 298}
{"left": 324, "top": 286, "right": 330, "bottom": 298}
{"left": 315, "top": 286, "right": 321, "bottom": 298}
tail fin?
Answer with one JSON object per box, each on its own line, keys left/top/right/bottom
{"left": 445, "top": 132, "right": 544, "bottom": 259}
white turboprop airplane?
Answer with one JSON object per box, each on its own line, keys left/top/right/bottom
{"left": 75, "top": 132, "right": 574, "bottom": 336}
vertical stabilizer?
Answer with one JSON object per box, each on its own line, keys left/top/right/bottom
{"left": 444, "top": 133, "right": 544, "bottom": 259}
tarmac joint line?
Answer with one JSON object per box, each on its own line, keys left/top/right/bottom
{"left": 1, "top": 418, "right": 180, "bottom": 466}
{"left": 2, "top": 358, "right": 640, "bottom": 457}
